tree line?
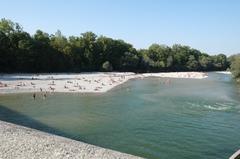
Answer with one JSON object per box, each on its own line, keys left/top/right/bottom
{"left": 0, "top": 18, "right": 229, "bottom": 73}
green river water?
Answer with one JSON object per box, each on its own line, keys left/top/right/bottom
{"left": 0, "top": 72, "right": 240, "bottom": 159}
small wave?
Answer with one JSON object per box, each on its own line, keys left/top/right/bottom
{"left": 186, "top": 102, "right": 201, "bottom": 108}
{"left": 203, "top": 104, "right": 230, "bottom": 111}
{"left": 215, "top": 102, "right": 234, "bottom": 107}
{"left": 186, "top": 101, "right": 235, "bottom": 111}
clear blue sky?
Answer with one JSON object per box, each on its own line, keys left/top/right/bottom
{"left": 0, "top": 0, "right": 240, "bottom": 55}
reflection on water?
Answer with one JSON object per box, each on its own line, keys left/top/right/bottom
{"left": 0, "top": 72, "right": 240, "bottom": 159}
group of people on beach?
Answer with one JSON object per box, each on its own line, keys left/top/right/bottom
{"left": 1, "top": 73, "right": 208, "bottom": 99}
{"left": 29, "top": 74, "right": 128, "bottom": 98}
{"left": 59, "top": 75, "right": 127, "bottom": 92}
{"left": 0, "top": 82, "right": 7, "bottom": 87}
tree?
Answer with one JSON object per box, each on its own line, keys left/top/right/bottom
{"left": 172, "top": 44, "right": 190, "bottom": 71}
{"left": 166, "top": 55, "right": 174, "bottom": 68}
{"left": 211, "top": 54, "right": 228, "bottom": 70}
{"left": 50, "top": 30, "right": 68, "bottom": 53}
{"left": 0, "top": 18, "right": 229, "bottom": 73}
{"left": 14, "top": 31, "right": 34, "bottom": 71}
{"left": 121, "top": 51, "right": 139, "bottom": 71}
{"left": 199, "top": 55, "right": 212, "bottom": 71}
{"left": 80, "top": 32, "right": 98, "bottom": 70}
{"left": 186, "top": 55, "right": 199, "bottom": 71}
{"left": 0, "top": 30, "right": 12, "bottom": 72}
{"left": 230, "top": 55, "right": 240, "bottom": 81}
{"left": 96, "top": 36, "right": 113, "bottom": 69}
{"left": 102, "top": 61, "right": 113, "bottom": 71}
{"left": 0, "top": 18, "right": 22, "bottom": 35}
{"left": 144, "top": 44, "right": 172, "bottom": 71}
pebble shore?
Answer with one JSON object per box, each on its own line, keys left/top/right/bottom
{"left": 0, "top": 72, "right": 208, "bottom": 94}
{"left": 0, "top": 120, "right": 142, "bottom": 159}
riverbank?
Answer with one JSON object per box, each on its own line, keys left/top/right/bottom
{"left": 0, "top": 120, "right": 142, "bottom": 159}
{"left": 0, "top": 72, "right": 208, "bottom": 94}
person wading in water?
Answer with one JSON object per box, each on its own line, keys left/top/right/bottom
{"left": 43, "top": 92, "right": 47, "bottom": 99}
{"left": 33, "top": 93, "right": 36, "bottom": 100}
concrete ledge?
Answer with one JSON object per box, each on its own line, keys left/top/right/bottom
{"left": 0, "top": 120, "right": 143, "bottom": 159}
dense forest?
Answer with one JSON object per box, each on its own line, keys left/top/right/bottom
{"left": 0, "top": 18, "right": 229, "bottom": 73}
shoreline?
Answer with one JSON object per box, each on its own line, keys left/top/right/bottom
{"left": 0, "top": 120, "right": 142, "bottom": 159}
{"left": 0, "top": 72, "right": 208, "bottom": 94}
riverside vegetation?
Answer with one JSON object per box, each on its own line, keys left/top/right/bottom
{"left": 229, "top": 54, "right": 240, "bottom": 82}
{"left": 0, "top": 18, "right": 239, "bottom": 81}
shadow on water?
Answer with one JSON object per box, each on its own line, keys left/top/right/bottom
{"left": 0, "top": 104, "right": 69, "bottom": 138}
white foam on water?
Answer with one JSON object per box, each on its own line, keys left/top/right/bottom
{"left": 186, "top": 101, "right": 235, "bottom": 111}
{"left": 203, "top": 104, "right": 230, "bottom": 111}
{"left": 215, "top": 71, "right": 232, "bottom": 75}
{"left": 186, "top": 102, "right": 201, "bottom": 108}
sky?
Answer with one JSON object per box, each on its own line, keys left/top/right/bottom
{"left": 0, "top": 0, "right": 240, "bottom": 55}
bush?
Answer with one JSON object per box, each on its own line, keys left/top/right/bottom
{"left": 230, "top": 55, "right": 240, "bottom": 80}
{"left": 102, "top": 61, "right": 113, "bottom": 71}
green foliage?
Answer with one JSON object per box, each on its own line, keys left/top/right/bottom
{"left": 0, "top": 18, "right": 22, "bottom": 34}
{"left": 0, "top": 18, "right": 229, "bottom": 73}
{"left": 102, "top": 61, "right": 113, "bottom": 71}
{"left": 186, "top": 55, "right": 199, "bottom": 71}
{"left": 199, "top": 55, "right": 212, "bottom": 70}
{"left": 230, "top": 55, "right": 240, "bottom": 81}
{"left": 211, "top": 54, "right": 228, "bottom": 70}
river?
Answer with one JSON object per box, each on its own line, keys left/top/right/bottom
{"left": 0, "top": 72, "right": 239, "bottom": 159}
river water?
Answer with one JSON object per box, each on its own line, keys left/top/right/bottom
{"left": 0, "top": 72, "right": 239, "bottom": 159}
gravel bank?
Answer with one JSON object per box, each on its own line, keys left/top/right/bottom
{"left": 0, "top": 120, "right": 142, "bottom": 159}
{"left": 0, "top": 72, "right": 207, "bottom": 94}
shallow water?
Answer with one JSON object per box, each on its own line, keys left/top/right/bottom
{"left": 0, "top": 72, "right": 240, "bottom": 159}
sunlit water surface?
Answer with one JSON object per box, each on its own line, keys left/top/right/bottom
{"left": 0, "top": 72, "right": 239, "bottom": 159}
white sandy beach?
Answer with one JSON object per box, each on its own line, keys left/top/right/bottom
{"left": 0, "top": 72, "right": 208, "bottom": 94}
